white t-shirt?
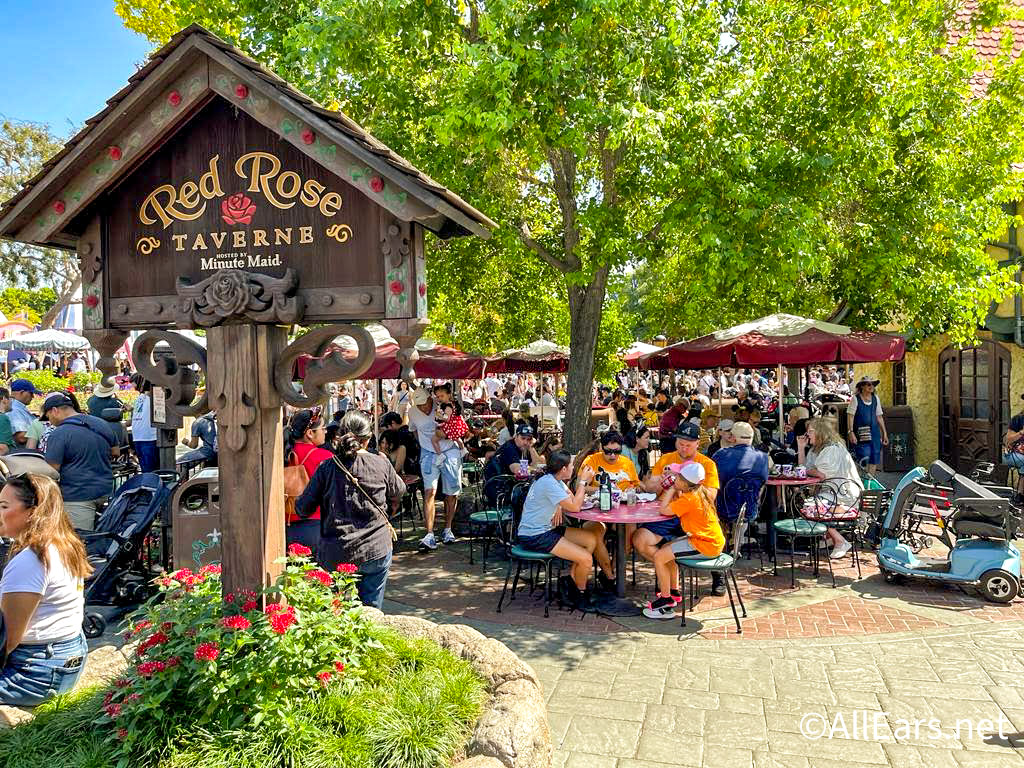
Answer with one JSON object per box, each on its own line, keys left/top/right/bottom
{"left": 407, "top": 402, "right": 458, "bottom": 455}
{"left": 132, "top": 393, "right": 158, "bottom": 441}
{"left": 805, "top": 444, "right": 864, "bottom": 506}
{"left": 0, "top": 544, "right": 85, "bottom": 644}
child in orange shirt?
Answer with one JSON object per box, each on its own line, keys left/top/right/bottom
{"left": 643, "top": 461, "right": 725, "bottom": 620}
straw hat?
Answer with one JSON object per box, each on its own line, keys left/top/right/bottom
{"left": 93, "top": 381, "right": 117, "bottom": 398}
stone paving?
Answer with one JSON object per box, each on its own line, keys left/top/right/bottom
{"left": 385, "top": 490, "right": 1024, "bottom": 768}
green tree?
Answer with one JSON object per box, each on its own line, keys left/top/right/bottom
{"left": 117, "top": 0, "right": 1024, "bottom": 448}
{"left": 0, "top": 119, "right": 81, "bottom": 327}
{"left": 0, "top": 286, "right": 58, "bottom": 325}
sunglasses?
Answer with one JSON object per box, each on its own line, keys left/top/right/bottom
{"left": 603, "top": 447, "right": 622, "bottom": 455}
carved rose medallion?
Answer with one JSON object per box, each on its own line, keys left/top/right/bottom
{"left": 221, "top": 193, "right": 256, "bottom": 226}
{"left": 206, "top": 271, "right": 250, "bottom": 318}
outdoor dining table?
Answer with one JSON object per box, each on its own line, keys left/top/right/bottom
{"left": 572, "top": 502, "right": 675, "bottom": 610}
{"left": 766, "top": 476, "right": 819, "bottom": 554}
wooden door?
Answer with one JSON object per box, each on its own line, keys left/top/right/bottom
{"left": 938, "top": 341, "right": 1011, "bottom": 473}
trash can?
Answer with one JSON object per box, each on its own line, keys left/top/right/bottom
{"left": 883, "top": 406, "right": 915, "bottom": 473}
{"left": 171, "top": 468, "right": 221, "bottom": 570}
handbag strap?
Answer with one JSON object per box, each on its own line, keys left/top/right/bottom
{"left": 331, "top": 455, "right": 398, "bottom": 541}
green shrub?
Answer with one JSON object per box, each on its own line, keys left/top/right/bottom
{"left": 5, "top": 369, "right": 67, "bottom": 396}
{"left": 0, "top": 606, "right": 486, "bottom": 768}
{"left": 68, "top": 371, "right": 102, "bottom": 391}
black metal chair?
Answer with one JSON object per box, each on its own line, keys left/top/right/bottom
{"left": 496, "top": 480, "right": 561, "bottom": 617}
{"left": 718, "top": 475, "right": 766, "bottom": 567}
{"left": 468, "top": 475, "right": 516, "bottom": 570}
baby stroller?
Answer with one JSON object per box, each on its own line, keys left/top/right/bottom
{"left": 81, "top": 473, "right": 175, "bottom": 638}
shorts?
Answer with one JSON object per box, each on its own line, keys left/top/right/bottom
{"left": 421, "top": 450, "right": 463, "bottom": 496}
{"left": 662, "top": 534, "right": 701, "bottom": 555}
{"left": 640, "top": 518, "right": 684, "bottom": 538}
{"left": 1004, "top": 452, "right": 1024, "bottom": 470}
{"left": 518, "top": 526, "right": 566, "bottom": 554}
{"left": 854, "top": 441, "right": 881, "bottom": 466}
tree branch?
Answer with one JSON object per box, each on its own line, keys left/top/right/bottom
{"left": 517, "top": 222, "right": 574, "bottom": 273}
{"left": 546, "top": 146, "right": 582, "bottom": 271}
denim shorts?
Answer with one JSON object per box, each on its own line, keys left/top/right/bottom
{"left": 421, "top": 450, "right": 463, "bottom": 496}
{"left": 640, "top": 518, "right": 684, "bottom": 538}
{"left": 518, "top": 527, "right": 566, "bottom": 554}
{"left": 0, "top": 632, "right": 89, "bottom": 706}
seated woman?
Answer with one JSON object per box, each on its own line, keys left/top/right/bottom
{"left": 796, "top": 417, "right": 864, "bottom": 560}
{"left": 0, "top": 474, "right": 91, "bottom": 705}
{"left": 622, "top": 425, "right": 652, "bottom": 481}
{"left": 580, "top": 431, "right": 642, "bottom": 491}
{"left": 640, "top": 461, "right": 725, "bottom": 620}
{"left": 517, "top": 453, "right": 615, "bottom": 606}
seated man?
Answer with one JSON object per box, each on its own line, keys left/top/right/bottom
{"left": 713, "top": 421, "right": 770, "bottom": 522}
{"left": 643, "top": 422, "right": 724, "bottom": 593}
{"left": 482, "top": 424, "right": 545, "bottom": 506}
{"left": 641, "top": 461, "right": 725, "bottom": 619}
{"left": 580, "top": 431, "right": 641, "bottom": 491}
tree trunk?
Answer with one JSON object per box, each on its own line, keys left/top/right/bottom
{"left": 39, "top": 275, "right": 81, "bottom": 330}
{"left": 563, "top": 264, "right": 611, "bottom": 453}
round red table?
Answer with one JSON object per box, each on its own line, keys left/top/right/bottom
{"left": 766, "top": 476, "right": 819, "bottom": 554}
{"left": 572, "top": 502, "right": 674, "bottom": 598}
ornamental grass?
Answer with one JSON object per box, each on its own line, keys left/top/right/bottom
{"left": 0, "top": 545, "right": 486, "bottom": 768}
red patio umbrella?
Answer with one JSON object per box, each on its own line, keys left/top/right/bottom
{"left": 621, "top": 341, "right": 662, "bottom": 368}
{"left": 361, "top": 341, "right": 486, "bottom": 380}
{"left": 638, "top": 314, "right": 905, "bottom": 370}
{"left": 487, "top": 340, "right": 570, "bottom": 374}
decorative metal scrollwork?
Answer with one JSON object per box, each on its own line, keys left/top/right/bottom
{"left": 176, "top": 268, "right": 304, "bottom": 327}
{"left": 132, "top": 330, "right": 209, "bottom": 417}
{"left": 274, "top": 325, "right": 376, "bottom": 408}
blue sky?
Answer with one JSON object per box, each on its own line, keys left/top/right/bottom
{"left": 0, "top": 1, "right": 153, "bottom": 137}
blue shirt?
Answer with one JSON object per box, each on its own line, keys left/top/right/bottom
{"left": 518, "top": 473, "right": 570, "bottom": 538}
{"left": 45, "top": 414, "right": 116, "bottom": 501}
{"left": 8, "top": 399, "right": 34, "bottom": 435}
{"left": 191, "top": 415, "right": 217, "bottom": 458}
{"left": 713, "top": 444, "right": 770, "bottom": 519}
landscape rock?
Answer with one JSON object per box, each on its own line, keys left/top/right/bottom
{"left": 77, "top": 644, "right": 130, "bottom": 690}
{"left": 468, "top": 677, "right": 551, "bottom": 768}
{"left": 459, "top": 637, "right": 540, "bottom": 689}
{"left": 372, "top": 613, "right": 436, "bottom": 638}
{"left": 455, "top": 756, "right": 509, "bottom": 768}
{"left": 0, "top": 705, "right": 33, "bottom": 729}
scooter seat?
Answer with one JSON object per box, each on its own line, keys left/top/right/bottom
{"left": 953, "top": 521, "right": 1009, "bottom": 540}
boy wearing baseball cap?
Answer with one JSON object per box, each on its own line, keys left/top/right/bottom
{"left": 641, "top": 461, "right": 725, "bottom": 619}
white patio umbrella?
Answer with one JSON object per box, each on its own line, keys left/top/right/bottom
{"left": 0, "top": 329, "right": 90, "bottom": 352}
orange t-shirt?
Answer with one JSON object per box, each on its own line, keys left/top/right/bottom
{"left": 651, "top": 451, "right": 720, "bottom": 490}
{"left": 669, "top": 488, "right": 725, "bottom": 556}
{"left": 581, "top": 453, "right": 640, "bottom": 490}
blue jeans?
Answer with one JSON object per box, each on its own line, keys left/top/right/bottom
{"left": 0, "top": 633, "right": 88, "bottom": 706}
{"left": 135, "top": 440, "right": 159, "bottom": 472}
{"left": 356, "top": 552, "right": 393, "bottom": 609}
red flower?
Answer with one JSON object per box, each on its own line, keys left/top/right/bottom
{"left": 109, "top": 146, "right": 122, "bottom": 161}
{"left": 104, "top": 703, "right": 122, "bottom": 718}
{"left": 165, "top": 656, "right": 182, "bottom": 668}
{"left": 241, "top": 600, "right": 260, "bottom": 613}
{"left": 199, "top": 564, "right": 222, "bottom": 577}
{"left": 221, "top": 615, "right": 252, "bottom": 631}
{"left": 264, "top": 602, "right": 286, "bottom": 615}
{"left": 138, "top": 631, "right": 169, "bottom": 654}
{"left": 136, "top": 660, "right": 166, "bottom": 678}
{"left": 84, "top": 294, "right": 100, "bottom": 309}
{"left": 269, "top": 607, "right": 297, "bottom": 635}
{"left": 317, "top": 670, "right": 332, "bottom": 686}
{"left": 133, "top": 620, "right": 152, "bottom": 634}
{"left": 235, "top": 83, "right": 249, "bottom": 99}
{"left": 171, "top": 568, "right": 195, "bottom": 584}
{"left": 221, "top": 194, "right": 256, "bottom": 226}
{"left": 331, "top": 598, "right": 342, "bottom": 610}
{"left": 126, "top": 693, "right": 141, "bottom": 702}
{"left": 114, "top": 678, "right": 132, "bottom": 689}
{"left": 117, "top": 729, "right": 128, "bottom": 741}
{"left": 103, "top": 691, "right": 115, "bottom": 706}
{"left": 288, "top": 542, "right": 312, "bottom": 557}
{"left": 224, "top": 592, "right": 236, "bottom": 604}
{"left": 194, "top": 642, "right": 220, "bottom": 662}
{"left": 304, "top": 568, "right": 332, "bottom": 586}
{"left": 334, "top": 661, "right": 346, "bottom": 673}
{"left": 335, "top": 563, "right": 358, "bottom": 574}
{"left": 370, "top": 176, "right": 385, "bottom": 193}
{"left": 301, "top": 128, "right": 315, "bottom": 145}
{"left": 167, "top": 90, "right": 182, "bottom": 106}
{"left": 389, "top": 280, "right": 404, "bottom": 295}
{"left": 161, "top": 622, "right": 174, "bottom": 632}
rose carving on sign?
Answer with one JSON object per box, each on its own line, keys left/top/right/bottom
{"left": 207, "top": 271, "right": 251, "bottom": 318}
{"left": 221, "top": 193, "right": 256, "bottom": 226}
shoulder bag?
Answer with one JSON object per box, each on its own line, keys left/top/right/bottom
{"left": 283, "top": 450, "right": 312, "bottom": 518}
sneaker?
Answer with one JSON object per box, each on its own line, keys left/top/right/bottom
{"left": 710, "top": 574, "right": 727, "bottom": 596}
{"left": 830, "top": 540, "right": 852, "bottom": 559}
{"left": 442, "top": 528, "right": 457, "bottom": 545}
{"left": 558, "top": 575, "right": 581, "bottom": 605}
{"left": 418, "top": 532, "right": 438, "bottom": 552}
{"left": 597, "top": 571, "right": 616, "bottom": 593}
{"left": 642, "top": 595, "right": 677, "bottom": 620}
{"left": 670, "top": 588, "right": 683, "bottom": 605}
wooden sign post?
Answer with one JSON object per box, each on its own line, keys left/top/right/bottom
{"left": 0, "top": 24, "right": 493, "bottom": 596}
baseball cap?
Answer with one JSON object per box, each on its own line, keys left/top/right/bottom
{"left": 40, "top": 392, "right": 75, "bottom": 421}
{"left": 11, "top": 379, "right": 44, "bottom": 395}
{"left": 674, "top": 422, "right": 700, "bottom": 441}
{"left": 515, "top": 424, "right": 535, "bottom": 437}
{"left": 666, "top": 461, "right": 706, "bottom": 484}
{"left": 730, "top": 422, "right": 755, "bottom": 441}
{"left": 718, "top": 419, "right": 735, "bottom": 432}
{"left": 411, "top": 388, "right": 431, "bottom": 406}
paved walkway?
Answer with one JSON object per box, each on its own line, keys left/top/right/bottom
{"left": 386, "top": 507, "right": 1024, "bottom": 768}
